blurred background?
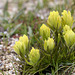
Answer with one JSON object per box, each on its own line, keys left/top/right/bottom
{"left": 0, "top": 0, "right": 75, "bottom": 37}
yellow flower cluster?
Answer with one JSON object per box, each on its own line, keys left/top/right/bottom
{"left": 19, "top": 35, "right": 29, "bottom": 48}
{"left": 13, "top": 35, "right": 40, "bottom": 66}
{"left": 47, "top": 11, "right": 61, "bottom": 30}
{"left": 40, "top": 10, "right": 74, "bottom": 50}
{"left": 62, "top": 10, "right": 74, "bottom": 27}
{"left": 64, "top": 29, "right": 75, "bottom": 47}
{"left": 47, "top": 10, "right": 74, "bottom": 30}
{"left": 40, "top": 24, "right": 50, "bottom": 40}
{"left": 29, "top": 47, "right": 40, "bottom": 66}
{"left": 40, "top": 24, "right": 55, "bottom": 51}
{"left": 44, "top": 38, "right": 55, "bottom": 51}
{"left": 63, "top": 25, "right": 71, "bottom": 35}
{"left": 13, "top": 35, "right": 29, "bottom": 56}
{"left": 63, "top": 25, "right": 71, "bottom": 33}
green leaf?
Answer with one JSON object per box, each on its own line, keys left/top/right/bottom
{"left": 9, "top": 23, "right": 22, "bottom": 37}
{"left": 3, "top": 0, "right": 8, "bottom": 17}
{"left": 11, "top": 62, "right": 17, "bottom": 75}
{"left": 28, "top": 26, "right": 33, "bottom": 37}
{"left": 46, "top": 73, "right": 51, "bottom": 75}
{"left": 12, "top": 7, "right": 26, "bottom": 22}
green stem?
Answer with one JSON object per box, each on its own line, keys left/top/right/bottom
{"left": 33, "top": 63, "right": 50, "bottom": 75}
{"left": 22, "top": 63, "right": 26, "bottom": 75}
{"left": 34, "top": 34, "right": 43, "bottom": 48}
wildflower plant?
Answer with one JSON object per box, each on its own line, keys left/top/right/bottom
{"left": 13, "top": 10, "right": 75, "bottom": 75}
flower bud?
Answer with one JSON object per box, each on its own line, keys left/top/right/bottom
{"left": 62, "top": 10, "right": 74, "bottom": 27}
{"left": 13, "top": 41, "right": 21, "bottom": 55}
{"left": 40, "top": 24, "right": 50, "bottom": 40}
{"left": 47, "top": 11, "right": 61, "bottom": 30}
{"left": 13, "top": 41, "right": 26, "bottom": 55}
{"left": 13, "top": 35, "right": 29, "bottom": 56}
{"left": 44, "top": 38, "right": 55, "bottom": 50}
{"left": 63, "top": 25, "right": 71, "bottom": 34}
{"left": 29, "top": 47, "right": 40, "bottom": 66}
{"left": 64, "top": 30, "right": 75, "bottom": 47}
{"left": 19, "top": 35, "right": 29, "bottom": 48}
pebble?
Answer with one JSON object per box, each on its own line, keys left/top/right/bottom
{"left": 0, "top": 45, "right": 3, "bottom": 48}
{"left": 16, "top": 58, "right": 20, "bottom": 61}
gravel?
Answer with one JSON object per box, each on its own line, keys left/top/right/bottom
{"left": 0, "top": 37, "right": 20, "bottom": 75}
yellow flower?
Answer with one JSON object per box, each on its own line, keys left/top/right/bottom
{"left": 13, "top": 35, "right": 29, "bottom": 56}
{"left": 47, "top": 11, "right": 61, "bottom": 30}
{"left": 13, "top": 41, "right": 26, "bottom": 55}
{"left": 62, "top": 10, "right": 74, "bottom": 27}
{"left": 40, "top": 24, "right": 50, "bottom": 40}
{"left": 64, "top": 30, "right": 75, "bottom": 47}
{"left": 44, "top": 38, "right": 55, "bottom": 50}
{"left": 13, "top": 41, "right": 20, "bottom": 55}
{"left": 44, "top": 40, "right": 47, "bottom": 51}
{"left": 29, "top": 47, "right": 40, "bottom": 66}
{"left": 19, "top": 34, "right": 29, "bottom": 48}
{"left": 63, "top": 25, "right": 71, "bottom": 34}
